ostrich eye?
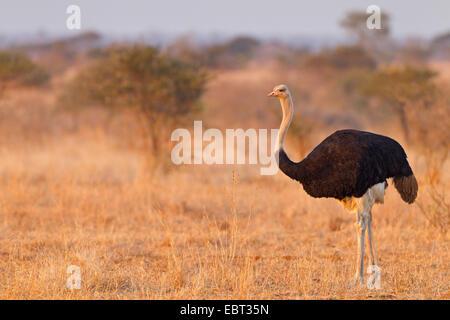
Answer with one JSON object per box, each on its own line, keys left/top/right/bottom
{"left": 279, "top": 88, "right": 286, "bottom": 92}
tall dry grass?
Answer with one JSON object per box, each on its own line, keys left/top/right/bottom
{"left": 0, "top": 64, "right": 448, "bottom": 299}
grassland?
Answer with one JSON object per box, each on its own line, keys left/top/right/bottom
{"left": 0, "top": 65, "right": 448, "bottom": 299}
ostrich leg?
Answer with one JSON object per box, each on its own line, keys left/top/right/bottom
{"left": 354, "top": 210, "right": 368, "bottom": 283}
{"left": 367, "top": 210, "right": 378, "bottom": 266}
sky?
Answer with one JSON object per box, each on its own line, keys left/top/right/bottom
{"left": 0, "top": 0, "right": 449, "bottom": 40}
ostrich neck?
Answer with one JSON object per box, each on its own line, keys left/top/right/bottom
{"left": 275, "top": 96, "right": 294, "bottom": 152}
{"left": 274, "top": 95, "right": 307, "bottom": 183}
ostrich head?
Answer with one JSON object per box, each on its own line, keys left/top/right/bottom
{"left": 267, "top": 84, "right": 290, "bottom": 99}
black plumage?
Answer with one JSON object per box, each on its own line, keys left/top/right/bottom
{"left": 277, "top": 129, "right": 417, "bottom": 202}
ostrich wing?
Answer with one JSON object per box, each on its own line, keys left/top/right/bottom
{"left": 283, "top": 129, "right": 413, "bottom": 199}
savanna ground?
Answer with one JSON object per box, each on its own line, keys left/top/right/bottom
{"left": 0, "top": 63, "right": 449, "bottom": 300}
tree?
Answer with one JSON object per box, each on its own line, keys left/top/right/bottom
{"left": 340, "top": 10, "right": 393, "bottom": 62}
{"left": 360, "top": 67, "right": 438, "bottom": 143}
{"left": 299, "top": 45, "right": 376, "bottom": 111}
{"left": 340, "top": 10, "right": 390, "bottom": 40}
{"left": 61, "top": 45, "right": 208, "bottom": 158}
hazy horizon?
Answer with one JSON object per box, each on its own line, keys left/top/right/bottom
{"left": 0, "top": 0, "right": 449, "bottom": 41}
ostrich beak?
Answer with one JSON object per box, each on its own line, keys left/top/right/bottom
{"left": 267, "top": 91, "right": 277, "bottom": 97}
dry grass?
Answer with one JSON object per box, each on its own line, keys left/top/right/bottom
{"left": 0, "top": 65, "right": 448, "bottom": 300}
{"left": 0, "top": 133, "right": 448, "bottom": 299}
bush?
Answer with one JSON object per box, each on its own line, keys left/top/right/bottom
{"left": 300, "top": 46, "right": 376, "bottom": 76}
{"left": 200, "top": 36, "right": 261, "bottom": 69}
{"left": 0, "top": 51, "right": 49, "bottom": 89}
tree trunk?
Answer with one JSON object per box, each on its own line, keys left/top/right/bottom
{"left": 398, "top": 105, "right": 410, "bottom": 144}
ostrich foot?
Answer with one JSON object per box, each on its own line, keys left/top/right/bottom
{"left": 351, "top": 273, "right": 365, "bottom": 286}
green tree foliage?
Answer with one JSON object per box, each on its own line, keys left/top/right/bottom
{"left": 360, "top": 67, "right": 438, "bottom": 142}
{"left": 0, "top": 50, "right": 49, "bottom": 94}
{"left": 61, "top": 45, "right": 208, "bottom": 155}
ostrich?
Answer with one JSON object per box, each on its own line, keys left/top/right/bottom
{"left": 268, "top": 84, "right": 418, "bottom": 283}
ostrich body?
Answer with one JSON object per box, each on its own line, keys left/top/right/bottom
{"left": 268, "top": 84, "right": 418, "bottom": 283}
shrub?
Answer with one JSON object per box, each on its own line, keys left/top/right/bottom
{"left": 200, "top": 36, "right": 261, "bottom": 69}
{"left": 0, "top": 51, "right": 49, "bottom": 92}
{"left": 300, "top": 46, "right": 376, "bottom": 77}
